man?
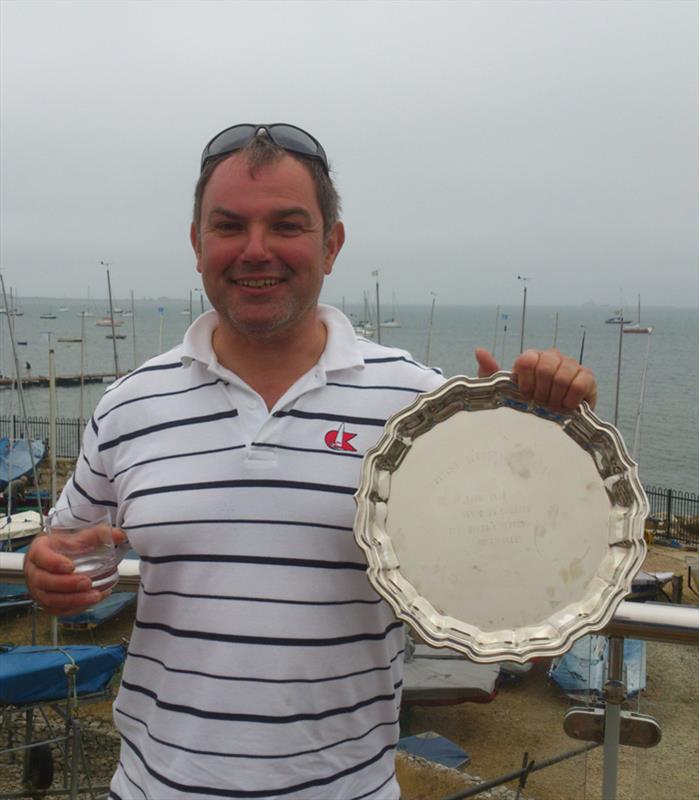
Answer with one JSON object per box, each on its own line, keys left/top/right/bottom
{"left": 3, "top": 475, "right": 29, "bottom": 504}
{"left": 25, "top": 124, "right": 596, "bottom": 799}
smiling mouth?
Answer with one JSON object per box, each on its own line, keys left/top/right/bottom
{"left": 234, "top": 278, "right": 283, "bottom": 288}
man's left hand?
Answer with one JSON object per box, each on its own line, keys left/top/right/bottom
{"left": 475, "top": 347, "right": 597, "bottom": 412}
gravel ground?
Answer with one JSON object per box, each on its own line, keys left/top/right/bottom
{"left": 1, "top": 545, "right": 697, "bottom": 799}
{"left": 401, "top": 545, "right": 699, "bottom": 800}
{"left": 402, "top": 640, "right": 698, "bottom": 800}
{"left": 396, "top": 752, "right": 533, "bottom": 800}
{"left": 0, "top": 712, "right": 120, "bottom": 798}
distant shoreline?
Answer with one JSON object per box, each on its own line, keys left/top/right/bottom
{"left": 11, "top": 297, "right": 698, "bottom": 311}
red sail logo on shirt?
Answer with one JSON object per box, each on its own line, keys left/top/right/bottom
{"left": 324, "top": 423, "right": 357, "bottom": 452}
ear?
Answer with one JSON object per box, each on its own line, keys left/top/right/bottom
{"left": 190, "top": 222, "right": 202, "bottom": 272}
{"left": 323, "top": 221, "right": 345, "bottom": 275}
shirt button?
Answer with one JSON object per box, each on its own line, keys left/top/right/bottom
{"left": 247, "top": 400, "right": 256, "bottom": 410}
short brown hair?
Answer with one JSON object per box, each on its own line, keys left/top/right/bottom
{"left": 192, "top": 132, "right": 341, "bottom": 240}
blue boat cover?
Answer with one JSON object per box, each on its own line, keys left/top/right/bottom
{"left": 24, "top": 489, "right": 50, "bottom": 500}
{"left": 59, "top": 592, "right": 136, "bottom": 628}
{"left": 549, "top": 635, "right": 646, "bottom": 698}
{"left": 397, "top": 732, "right": 470, "bottom": 769}
{"left": 0, "top": 644, "right": 126, "bottom": 705}
{"left": 0, "top": 438, "right": 46, "bottom": 489}
{"left": 0, "top": 582, "right": 28, "bottom": 599}
{"left": 0, "top": 582, "right": 32, "bottom": 614}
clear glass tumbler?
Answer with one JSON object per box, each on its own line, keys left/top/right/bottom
{"left": 47, "top": 503, "right": 119, "bottom": 591}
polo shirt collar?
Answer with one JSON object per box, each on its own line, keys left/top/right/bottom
{"left": 317, "top": 304, "right": 364, "bottom": 373}
{"left": 180, "top": 310, "right": 219, "bottom": 367}
{"left": 179, "top": 305, "right": 364, "bottom": 374}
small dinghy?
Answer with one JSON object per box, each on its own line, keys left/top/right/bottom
{"left": 0, "top": 510, "right": 43, "bottom": 551}
{"left": 0, "top": 438, "right": 46, "bottom": 489}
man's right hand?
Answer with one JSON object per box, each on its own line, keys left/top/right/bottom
{"left": 24, "top": 530, "right": 126, "bottom": 616}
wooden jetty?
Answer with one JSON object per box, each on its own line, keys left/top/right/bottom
{"left": 0, "top": 373, "right": 126, "bottom": 389}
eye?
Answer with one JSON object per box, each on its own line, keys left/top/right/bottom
{"left": 274, "top": 221, "right": 304, "bottom": 234}
{"left": 214, "top": 220, "right": 244, "bottom": 233}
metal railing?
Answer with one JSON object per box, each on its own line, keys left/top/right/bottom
{"left": 644, "top": 485, "right": 699, "bottom": 545}
{"left": 0, "top": 551, "right": 697, "bottom": 800}
{"left": 0, "top": 415, "right": 82, "bottom": 460}
{"left": 2, "top": 413, "right": 698, "bottom": 538}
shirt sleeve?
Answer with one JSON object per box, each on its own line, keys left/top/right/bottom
{"left": 56, "top": 408, "right": 118, "bottom": 524}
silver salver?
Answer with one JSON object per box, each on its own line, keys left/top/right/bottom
{"left": 354, "top": 372, "right": 648, "bottom": 663}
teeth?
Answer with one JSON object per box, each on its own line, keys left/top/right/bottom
{"left": 236, "top": 279, "right": 281, "bottom": 288}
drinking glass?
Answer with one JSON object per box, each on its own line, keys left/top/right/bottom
{"left": 47, "top": 503, "right": 119, "bottom": 591}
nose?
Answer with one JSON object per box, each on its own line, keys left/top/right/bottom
{"left": 240, "top": 224, "right": 272, "bottom": 264}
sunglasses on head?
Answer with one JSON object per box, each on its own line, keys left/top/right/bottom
{"left": 200, "top": 123, "right": 329, "bottom": 174}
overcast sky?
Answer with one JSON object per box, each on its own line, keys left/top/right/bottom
{"left": 1, "top": 0, "right": 697, "bottom": 307}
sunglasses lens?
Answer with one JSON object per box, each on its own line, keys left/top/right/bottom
{"left": 202, "top": 124, "right": 257, "bottom": 164}
{"left": 201, "top": 124, "right": 329, "bottom": 173}
{"left": 270, "top": 125, "right": 328, "bottom": 169}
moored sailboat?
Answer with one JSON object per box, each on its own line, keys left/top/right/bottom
{"left": 624, "top": 295, "right": 654, "bottom": 334}
{"left": 380, "top": 293, "right": 401, "bottom": 328}
{"left": 0, "top": 510, "right": 43, "bottom": 551}
{"left": 352, "top": 291, "right": 375, "bottom": 337}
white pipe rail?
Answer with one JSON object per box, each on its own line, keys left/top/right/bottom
{"left": 602, "top": 598, "right": 699, "bottom": 645}
{"left": 1, "top": 552, "right": 698, "bottom": 645}
{"left": 0, "top": 552, "right": 141, "bottom": 591}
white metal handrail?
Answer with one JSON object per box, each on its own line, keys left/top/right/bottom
{"left": 1, "top": 551, "right": 698, "bottom": 646}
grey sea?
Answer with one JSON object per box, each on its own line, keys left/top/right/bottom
{"left": 2, "top": 297, "right": 697, "bottom": 494}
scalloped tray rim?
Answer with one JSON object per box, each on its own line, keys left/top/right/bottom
{"left": 353, "top": 372, "right": 648, "bottom": 663}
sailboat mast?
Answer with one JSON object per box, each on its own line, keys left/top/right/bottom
{"left": 49, "top": 342, "right": 59, "bottom": 647}
{"left": 130, "top": 289, "right": 137, "bottom": 369}
{"left": 517, "top": 275, "right": 529, "bottom": 354}
{"left": 613, "top": 309, "right": 624, "bottom": 427}
{"left": 101, "top": 261, "right": 120, "bottom": 377}
{"left": 374, "top": 271, "right": 381, "bottom": 345}
{"left": 492, "top": 305, "right": 499, "bottom": 357}
{"left": 79, "top": 311, "right": 86, "bottom": 444}
{"left": 48, "top": 345, "right": 57, "bottom": 507}
{"left": 500, "top": 316, "right": 508, "bottom": 366}
{"left": 425, "top": 292, "right": 437, "bottom": 366}
{"left": 363, "top": 291, "right": 374, "bottom": 335}
{"left": 632, "top": 332, "right": 652, "bottom": 461}
{"left": 0, "top": 275, "right": 43, "bottom": 521}
{"left": 159, "top": 307, "right": 165, "bottom": 353}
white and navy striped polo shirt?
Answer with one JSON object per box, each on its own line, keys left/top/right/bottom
{"left": 61, "top": 305, "right": 444, "bottom": 800}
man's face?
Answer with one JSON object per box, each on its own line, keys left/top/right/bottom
{"left": 191, "top": 154, "right": 344, "bottom": 341}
